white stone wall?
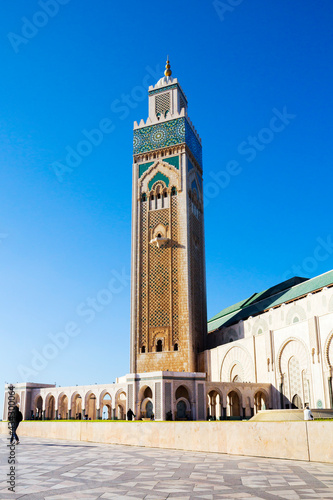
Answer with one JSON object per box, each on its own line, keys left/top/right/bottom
{"left": 205, "top": 286, "right": 333, "bottom": 409}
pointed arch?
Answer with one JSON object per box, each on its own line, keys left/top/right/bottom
{"left": 220, "top": 345, "right": 255, "bottom": 382}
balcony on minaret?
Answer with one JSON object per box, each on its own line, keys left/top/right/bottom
{"left": 149, "top": 223, "right": 170, "bottom": 248}
{"left": 150, "top": 234, "right": 169, "bottom": 249}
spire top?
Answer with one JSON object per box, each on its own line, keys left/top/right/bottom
{"left": 164, "top": 56, "right": 172, "bottom": 77}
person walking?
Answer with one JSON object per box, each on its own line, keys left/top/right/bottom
{"left": 127, "top": 408, "right": 135, "bottom": 421}
{"left": 10, "top": 405, "right": 23, "bottom": 444}
{"left": 304, "top": 405, "right": 314, "bottom": 421}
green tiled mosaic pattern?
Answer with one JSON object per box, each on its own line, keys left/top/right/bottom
{"left": 164, "top": 155, "right": 179, "bottom": 169}
{"left": 148, "top": 172, "right": 170, "bottom": 191}
{"left": 138, "top": 157, "right": 179, "bottom": 179}
{"left": 133, "top": 117, "right": 202, "bottom": 167}
{"left": 139, "top": 161, "right": 154, "bottom": 178}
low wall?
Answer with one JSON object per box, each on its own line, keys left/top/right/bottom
{"left": 1, "top": 421, "right": 332, "bottom": 463}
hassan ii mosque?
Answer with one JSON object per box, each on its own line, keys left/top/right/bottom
{"left": 4, "top": 60, "right": 333, "bottom": 422}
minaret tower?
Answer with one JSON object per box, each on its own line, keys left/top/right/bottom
{"left": 130, "top": 59, "right": 207, "bottom": 374}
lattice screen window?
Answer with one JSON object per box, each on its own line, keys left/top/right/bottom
{"left": 179, "top": 94, "right": 186, "bottom": 111}
{"left": 288, "top": 356, "right": 302, "bottom": 399}
{"left": 155, "top": 92, "right": 170, "bottom": 117}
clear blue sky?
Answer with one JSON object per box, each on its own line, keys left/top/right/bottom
{"left": 1, "top": 0, "right": 333, "bottom": 417}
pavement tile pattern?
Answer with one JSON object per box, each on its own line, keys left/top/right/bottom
{"left": 1, "top": 435, "right": 333, "bottom": 499}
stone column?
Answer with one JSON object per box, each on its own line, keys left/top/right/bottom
{"left": 82, "top": 409, "right": 85, "bottom": 419}
{"left": 55, "top": 409, "right": 58, "bottom": 419}
{"left": 42, "top": 410, "right": 45, "bottom": 420}
{"left": 96, "top": 408, "right": 100, "bottom": 420}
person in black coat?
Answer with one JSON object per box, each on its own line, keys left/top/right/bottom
{"left": 10, "top": 406, "right": 22, "bottom": 444}
{"left": 127, "top": 408, "right": 135, "bottom": 421}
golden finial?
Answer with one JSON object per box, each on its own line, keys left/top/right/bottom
{"left": 164, "top": 56, "right": 172, "bottom": 77}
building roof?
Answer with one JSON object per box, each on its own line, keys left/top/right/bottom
{"left": 207, "top": 269, "right": 333, "bottom": 334}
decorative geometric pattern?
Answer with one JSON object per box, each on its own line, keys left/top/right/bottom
{"left": 288, "top": 356, "right": 302, "bottom": 403}
{"left": 138, "top": 202, "right": 148, "bottom": 349}
{"left": 155, "top": 93, "right": 170, "bottom": 117}
{"left": 171, "top": 196, "right": 179, "bottom": 345}
{"left": 221, "top": 346, "right": 255, "bottom": 382}
{"left": 279, "top": 340, "right": 309, "bottom": 377}
{"left": 133, "top": 117, "right": 202, "bottom": 167}
{"left": 138, "top": 156, "right": 179, "bottom": 179}
{"left": 148, "top": 209, "right": 170, "bottom": 329}
{"left": 179, "top": 93, "right": 186, "bottom": 111}
{"left": 2, "top": 436, "right": 333, "bottom": 499}
{"left": 148, "top": 83, "right": 178, "bottom": 96}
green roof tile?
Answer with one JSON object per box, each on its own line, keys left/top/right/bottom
{"left": 208, "top": 270, "right": 333, "bottom": 333}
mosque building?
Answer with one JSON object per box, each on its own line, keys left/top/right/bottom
{"left": 4, "top": 60, "right": 333, "bottom": 421}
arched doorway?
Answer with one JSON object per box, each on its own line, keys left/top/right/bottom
{"left": 58, "top": 394, "right": 69, "bottom": 419}
{"left": 292, "top": 394, "right": 303, "bottom": 409}
{"left": 145, "top": 400, "right": 154, "bottom": 418}
{"left": 35, "top": 396, "right": 43, "bottom": 419}
{"left": 227, "top": 391, "right": 240, "bottom": 418}
{"left": 101, "top": 393, "right": 112, "bottom": 419}
{"left": 115, "top": 390, "right": 126, "bottom": 420}
{"left": 138, "top": 386, "right": 153, "bottom": 419}
{"left": 207, "top": 390, "right": 222, "bottom": 420}
{"left": 254, "top": 391, "right": 267, "bottom": 414}
{"left": 72, "top": 393, "right": 82, "bottom": 419}
{"left": 175, "top": 385, "right": 191, "bottom": 420}
{"left": 46, "top": 395, "right": 55, "bottom": 419}
{"left": 86, "top": 393, "right": 97, "bottom": 420}
{"left": 176, "top": 400, "right": 187, "bottom": 419}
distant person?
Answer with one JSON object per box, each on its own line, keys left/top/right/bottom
{"left": 127, "top": 408, "right": 135, "bottom": 421}
{"left": 304, "top": 405, "right": 314, "bottom": 421}
{"left": 10, "top": 405, "right": 22, "bottom": 444}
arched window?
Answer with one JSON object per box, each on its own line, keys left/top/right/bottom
{"left": 141, "top": 346, "right": 146, "bottom": 353}
{"left": 150, "top": 195, "right": 154, "bottom": 201}
{"left": 142, "top": 193, "right": 147, "bottom": 202}
{"left": 171, "top": 187, "right": 177, "bottom": 196}
{"left": 174, "top": 343, "right": 178, "bottom": 351}
{"left": 156, "top": 339, "right": 163, "bottom": 352}
{"left": 164, "top": 192, "right": 167, "bottom": 198}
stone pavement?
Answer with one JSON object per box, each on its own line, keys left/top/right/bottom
{"left": 1, "top": 435, "right": 333, "bottom": 499}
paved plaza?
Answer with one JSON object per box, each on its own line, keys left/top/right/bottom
{"left": 1, "top": 435, "right": 333, "bottom": 499}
